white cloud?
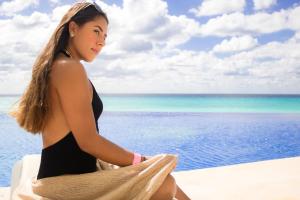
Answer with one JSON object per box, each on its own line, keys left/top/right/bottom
{"left": 49, "top": 0, "right": 60, "bottom": 6}
{"left": 119, "top": 38, "right": 153, "bottom": 52}
{"left": 100, "top": 0, "right": 200, "bottom": 51}
{"left": 51, "top": 5, "right": 70, "bottom": 21}
{"left": 213, "top": 35, "right": 258, "bottom": 53}
{"left": 0, "top": 10, "right": 53, "bottom": 77}
{"left": 199, "top": 5, "right": 300, "bottom": 37}
{"left": 287, "top": 6, "right": 300, "bottom": 30}
{"left": 0, "top": 0, "right": 38, "bottom": 16}
{"left": 253, "top": 0, "right": 277, "bottom": 10}
{"left": 12, "top": 11, "right": 50, "bottom": 27}
{"left": 190, "top": 0, "right": 246, "bottom": 17}
{"left": 289, "top": 31, "right": 300, "bottom": 43}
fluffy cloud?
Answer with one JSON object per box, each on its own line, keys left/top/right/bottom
{"left": 213, "top": 35, "right": 258, "bottom": 53}
{"left": 51, "top": 5, "right": 70, "bottom": 21}
{"left": 253, "top": 0, "right": 277, "bottom": 10}
{"left": 103, "top": 0, "right": 200, "bottom": 50}
{"left": 49, "top": 0, "right": 60, "bottom": 6}
{"left": 0, "top": 0, "right": 38, "bottom": 16}
{"left": 0, "top": 5, "right": 64, "bottom": 78}
{"left": 199, "top": 5, "right": 300, "bottom": 37}
{"left": 119, "top": 38, "right": 153, "bottom": 52}
{"left": 287, "top": 6, "right": 300, "bottom": 30}
{"left": 190, "top": 0, "right": 246, "bottom": 17}
{"left": 12, "top": 11, "right": 50, "bottom": 27}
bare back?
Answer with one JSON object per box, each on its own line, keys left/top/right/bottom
{"left": 41, "top": 53, "right": 93, "bottom": 149}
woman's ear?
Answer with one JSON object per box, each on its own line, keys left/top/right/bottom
{"left": 68, "top": 21, "right": 78, "bottom": 38}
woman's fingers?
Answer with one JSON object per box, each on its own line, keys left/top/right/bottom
{"left": 144, "top": 155, "right": 152, "bottom": 160}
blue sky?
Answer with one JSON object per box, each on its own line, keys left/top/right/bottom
{"left": 0, "top": 0, "right": 300, "bottom": 94}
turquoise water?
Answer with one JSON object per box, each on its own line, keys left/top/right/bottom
{"left": 1, "top": 94, "right": 300, "bottom": 113}
{"left": 1, "top": 94, "right": 300, "bottom": 187}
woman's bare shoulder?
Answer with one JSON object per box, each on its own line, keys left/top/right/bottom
{"left": 51, "top": 58, "right": 88, "bottom": 88}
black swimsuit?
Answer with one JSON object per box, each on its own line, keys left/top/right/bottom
{"left": 37, "top": 51, "right": 103, "bottom": 180}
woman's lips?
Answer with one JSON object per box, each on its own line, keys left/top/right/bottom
{"left": 91, "top": 48, "right": 99, "bottom": 54}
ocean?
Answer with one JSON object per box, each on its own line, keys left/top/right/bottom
{"left": 1, "top": 94, "right": 300, "bottom": 187}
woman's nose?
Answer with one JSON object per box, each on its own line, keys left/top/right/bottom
{"left": 97, "top": 35, "right": 106, "bottom": 46}
{"left": 97, "top": 41, "right": 105, "bottom": 47}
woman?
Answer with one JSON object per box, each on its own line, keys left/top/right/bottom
{"left": 10, "top": 1, "right": 190, "bottom": 200}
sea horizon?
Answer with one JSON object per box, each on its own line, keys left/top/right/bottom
{"left": 2, "top": 93, "right": 300, "bottom": 113}
{"left": 1, "top": 93, "right": 300, "bottom": 96}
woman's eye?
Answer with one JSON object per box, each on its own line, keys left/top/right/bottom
{"left": 94, "top": 30, "right": 100, "bottom": 35}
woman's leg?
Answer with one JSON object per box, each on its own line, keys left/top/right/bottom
{"left": 150, "top": 174, "right": 177, "bottom": 200}
{"left": 150, "top": 174, "right": 191, "bottom": 200}
{"left": 175, "top": 184, "right": 191, "bottom": 200}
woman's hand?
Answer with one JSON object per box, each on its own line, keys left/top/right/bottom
{"left": 142, "top": 155, "right": 152, "bottom": 161}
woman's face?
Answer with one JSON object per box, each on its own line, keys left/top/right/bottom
{"left": 70, "top": 16, "right": 108, "bottom": 62}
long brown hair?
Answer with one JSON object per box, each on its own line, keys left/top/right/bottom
{"left": 9, "top": 2, "right": 108, "bottom": 134}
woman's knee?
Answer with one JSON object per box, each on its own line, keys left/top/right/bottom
{"left": 164, "top": 174, "right": 176, "bottom": 192}
{"left": 150, "top": 174, "right": 177, "bottom": 200}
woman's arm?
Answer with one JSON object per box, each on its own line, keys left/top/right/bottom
{"left": 85, "top": 134, "right": 134, "bottom": 167}
{"left": 53, "top": 60, "right": 136, "bottom": 166}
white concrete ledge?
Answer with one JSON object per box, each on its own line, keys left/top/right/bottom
{"left": 172, "top": 156, "right": 300, "bottom": 199}
{"left": 0, "top": 187, "right": 10, "bottom": 200}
